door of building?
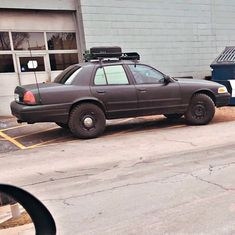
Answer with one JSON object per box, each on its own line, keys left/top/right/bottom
{"left": 16, "top": 53, "right": 50, "bottom": 85}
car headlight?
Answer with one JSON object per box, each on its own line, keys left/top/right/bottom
{"left": 218, "top": 86, "right": 228, "bottom": 94}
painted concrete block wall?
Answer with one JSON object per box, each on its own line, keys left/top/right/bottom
{"left": 80, "top": 0, "right": 235, "bottom": 79}
{"left": 0, "top": 0, "right": 75, "bottom": 11}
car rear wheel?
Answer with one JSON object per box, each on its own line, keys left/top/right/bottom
{"left": 185, "top": 93, "right": 215, "bottom": 125}
{"left": 68, "top": 103, "right": 106, "bottom": 139}
{"left": 55, "top": 122, "right": 69, "bottom": 129}
{"left": 164, "top": 113, "right": 183, "bottom": 119}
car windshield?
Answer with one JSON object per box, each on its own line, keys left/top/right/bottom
{"left": 54, "top": 65, "right": 81, "bottom": 84}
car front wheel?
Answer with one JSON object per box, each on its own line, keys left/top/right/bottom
{"left": 68, "top": 103, "right": 106, "bottom": 139}
{"left": 185, "top": 93, "right": 215, "bottom": 125}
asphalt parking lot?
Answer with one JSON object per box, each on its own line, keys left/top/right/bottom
{"left": 2, "top": 107, "right": 235, "bottom": 234}
{"left": 1, "top": 107, "right": 235, "bottom": 154}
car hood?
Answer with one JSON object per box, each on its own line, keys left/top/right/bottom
{"left": 176, "top": 78, "right": 222, "bottom": 87}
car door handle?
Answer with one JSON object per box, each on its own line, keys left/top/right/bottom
{"left": 96, "top": 90, "right": 106, "bottom": 94}
{"left": 137, "top": 88, "right": 147, "bottom": 93}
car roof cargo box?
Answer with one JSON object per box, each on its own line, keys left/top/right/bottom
{"left": 90, "top": 46, "right": 122, "bottom": 59}
{"left": 120, "top": 52, "right": 140, "bottom": 61}
{"left": 85, "top": 46, "right": 140, "bottom": 61}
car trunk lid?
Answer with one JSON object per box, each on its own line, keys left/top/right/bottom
{"left": 14, "top": 83, "right": 63, "bottom": 105}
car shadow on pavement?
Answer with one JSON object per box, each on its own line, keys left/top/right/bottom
{"left": 104, "top": 116, "right": 185, "bottom": 136}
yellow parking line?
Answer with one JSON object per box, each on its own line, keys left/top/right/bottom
{"left": 26, "top": 136, "right": 67, "bottom": 149}
{"left": 13, "top": 127, "right": 59, "bottom": 140}
{"left": 108, "top": 124, "right": 187, "bottom": 137}
{"left": 0, "top": 130, "right": 26, "bottom": 149}
{"left": 0, "top": 124, "right": 28, "bottom": 132}
{"left": 164, "top": 124, "right": 186, "bottom": 129}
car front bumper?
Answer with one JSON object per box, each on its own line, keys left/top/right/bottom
{"left": 10, "top": 101, "right": 70, "bottom": 123}
{"left": 215, "top": 93, "right": 231, "bottom": 107}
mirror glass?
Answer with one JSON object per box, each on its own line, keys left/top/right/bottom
{"left": 0, "top": 192, "right": 35, "bottom": 235}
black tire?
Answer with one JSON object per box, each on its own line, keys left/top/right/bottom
{"left": 164, "top": 113, "right": 183, "bottom": 119}
{"left": 55, "top": 122, "right": 69, "bottom": 129}
{"left": 185, "top": 93, "right": 215, "bottom": 125}
{"left": 68, "top": 103, "right": 106, "bottom": 139}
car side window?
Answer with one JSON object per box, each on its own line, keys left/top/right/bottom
{"left": 128, "top": 64, "right": 164, "bottom": 84}
{"left": 94, "top": 67, "right": 107, "bottom": 85}
{"left": 94, "top": 65, "right": 129, "bottom": 85}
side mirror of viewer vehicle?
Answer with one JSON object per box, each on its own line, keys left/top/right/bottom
{"left": 0, "top": 184, "right": 56, "bottom": 235}
{"left": 164, "top": 75, "right": 171, "bottom": 84}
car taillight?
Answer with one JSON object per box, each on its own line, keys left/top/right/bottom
{"left": 23, "top": 91, "right": 36, "bottom": 104}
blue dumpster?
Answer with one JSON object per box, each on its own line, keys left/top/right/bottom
{"left": 210, "top": 46, "right": 235, "bottom": 104}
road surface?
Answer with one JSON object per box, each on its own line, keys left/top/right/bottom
{"left": 1, "top": 108, "right": 235, "bottom": 234}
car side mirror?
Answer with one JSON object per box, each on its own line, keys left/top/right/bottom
{"left": 0, "top": 184, "right": 56, "bottom": 235}
{"left": 164, "top": 75, "right": 171, "bottom": 84}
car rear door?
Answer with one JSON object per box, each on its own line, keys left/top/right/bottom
{"left": 90, "top": 64, "right": 138, "bottom": 118}
{"left": 127, "top": 64, "right": 183, "bottom": 115}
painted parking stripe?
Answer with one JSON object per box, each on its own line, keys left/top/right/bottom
{"left": 0, "top": 124, "right": 28, "bottom": 132}
{"left": 13, "top": 127, "right": 59, "bottom": 140}
{"left": 107, "top": 124, "right": 187, "bottom": 138}
{"left": 26, "top": 136, "right": 68, "bottom": 149}
{"left": 0, "top": 130, "right": 26, "bottom": 150}
{"left": 164, "top": 124, "right": 186, "bottom": 129}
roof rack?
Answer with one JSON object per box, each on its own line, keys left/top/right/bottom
{"left": 84, "top": 46, "right": 140, "bottom": 61}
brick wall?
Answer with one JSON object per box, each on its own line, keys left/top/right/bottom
{"left": 80, "top": 0, "right": 235, "bottom": 79}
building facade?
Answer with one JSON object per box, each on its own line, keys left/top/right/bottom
{"left": 1, "top": 0, "right": 235, "bottom": 116}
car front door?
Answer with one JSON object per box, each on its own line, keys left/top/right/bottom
{"left": 127, "top": 64, "right": 183, "bottom": 115}
{"left": 90, "top": 64, "right": 138, "bottom": 118}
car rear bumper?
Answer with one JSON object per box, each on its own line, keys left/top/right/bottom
{"left": 215, "top": 93, "right": 231, "bottom": 107}
{"left": 10, "top": 101, "right": 70, "bottom": 123}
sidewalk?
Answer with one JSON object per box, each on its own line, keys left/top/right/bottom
{"left": 0, "top": 205, "right": 34, "bottom": 235}
{"left": 0, "top": 205, "right": 12, "bottom": 224}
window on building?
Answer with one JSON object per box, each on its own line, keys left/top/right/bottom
{"left": 94, "top": 65, "right": 129, "bottom": 85}
{"left": 49, "top": 53, "right": 78, "bottom": 70}
{"left": 47, "top": 32, "right": 77, "bottom": 50}
{"left": 12, "top": 32, "right": 45, "bottom": 50}
{"left": 0, "top": 55, "right": 15, "bottom": 73}
{"left": 19, "top": 57, "right": 45, "bottom": 72}
{"left": 128, "top": 64, "right": 164, "bottom": 84}
{"left": 0, "top": 32, "right": 10, "bottom": 50}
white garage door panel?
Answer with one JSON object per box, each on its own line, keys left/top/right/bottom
{"left": 0, "top": 10, "right": 76, "bottom": 31}
{"left": 0, "top": 10, "right": 77, "bottom": 116}
{"left": 0, "top": 97, "right": 14, "bottom": 116}
{"left": 0, "top": 75, "right": 19, "bottom": 96}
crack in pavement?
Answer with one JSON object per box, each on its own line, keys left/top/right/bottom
{"left": 20, "top": 173, "right": 94, "bottom": 187}
{"left": 189, "top": 173, "right": 235, "bottom": 191}
{"left": 20, "top": 164, "right": 121, "bottom": 188}
{"left": 50, "top": 172, "right": 235, "bottom": 207}
{"left": 43, "top": 172, "right": 187, "bottom": 204}
{"left": 43, "top": 160, "right": 235, "bottom": 204}
{"left": 62, "top": 199, "right": 74, "bottom": 206}
{"left": 129, "top": 159, "right": 155, "bottom": 168}
{"left": 162, "top": 136, "right": 197, "bottom": 147}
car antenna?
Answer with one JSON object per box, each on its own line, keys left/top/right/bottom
{"left": 27, "top": 40, "right": 42, "bottom": 104}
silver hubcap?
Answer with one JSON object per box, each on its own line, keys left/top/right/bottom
{"left": 83, "top": 117, "right": 93, "bottom": 128}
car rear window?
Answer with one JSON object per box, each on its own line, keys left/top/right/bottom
{"left": 54, "top": 65, "right": 81, "bottom": 84}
